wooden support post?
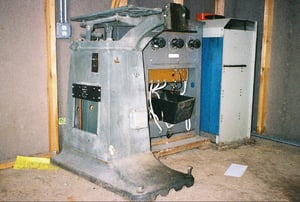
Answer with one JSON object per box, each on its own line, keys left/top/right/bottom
{"left": 256, "top": 0, "right": 274, "bottom": 134}
{"left": 119, "top": 0, "right": 128, "bottom": 7}
{"left": 111, "top": 0, "right": 127, "bottom": 8}
{"left": 215, "top": 0, "right": 225, "bottom": 15}
{"left": 173, "top": 0, "right": 184, "bottom": 5}
{"left": 111, "top": 0, "right": 118, "bottom": 8}
{"left": 45, "top": 0, "right": 59, "bottom": 153}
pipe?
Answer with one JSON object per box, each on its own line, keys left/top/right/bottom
{"left": 63, "top": 0, "right": 67, "bottom": 23}
{"left": 59, "top": 0, "right": 68, "bottom": 23}
{"left": 59, "top": 0, "right": 63, "bottom": 23}
{"left": 251, "top": 132, "right": 300, "bottom": 147}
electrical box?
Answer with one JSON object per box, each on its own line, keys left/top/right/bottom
{"left": 200, "top": 19, "right": 257, "bottom": 144}
{"left": 56, "top": 22, "right": 72, "bottom": 39}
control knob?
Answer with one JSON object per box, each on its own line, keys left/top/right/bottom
{"left": 151, "top": 37, "right": 166, "bottom": 48}
{"left": 171, "top": 38, "right": 184, "bottom": 49}
{"left": 188, "top": 39, "right": 201, "bottom": 49}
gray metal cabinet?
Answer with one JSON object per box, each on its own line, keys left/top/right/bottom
{"left": 200, "top": 19, "right": 257, "bottom": 144}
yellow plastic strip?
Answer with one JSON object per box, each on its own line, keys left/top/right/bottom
{"left": 13, "top": 156, "right": 58, "bottom": 170}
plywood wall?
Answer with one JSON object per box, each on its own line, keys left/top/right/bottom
{"left": 266, "top": 0, "right": 300, "bottom": 143}
{"left": 0, "top": 0, "right": 49, "bottom": 161}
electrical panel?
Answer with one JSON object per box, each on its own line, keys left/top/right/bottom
{"left": 143, "top": 28, "right": 202, "bottom": 138}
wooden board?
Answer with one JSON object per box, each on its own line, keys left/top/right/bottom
{"left": 256, "top": 0, "right": 274, "bottom": 134}
{"left": 215, "top": 0, "right": 225, "bottom": 15}
{"left": 151, "top": 133, "right": 195, "bottom": 146}
{"left": 45, "top": 0, "right": 59, "bottom": 153}
{"left": 111, "top": 0, "right": 127, "bottom": 8}
{"left": 173, "top": 0, "right": 184, "bottom": 5}
{"left": 151, "top": 134, "right": 211, "bottom": 158}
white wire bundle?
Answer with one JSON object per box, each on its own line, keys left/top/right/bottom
{"left": 180, "top": 80, "right": 191, "bottom": 131}
{"left": 148, "top": 81, "right": 166, "bottom": 133}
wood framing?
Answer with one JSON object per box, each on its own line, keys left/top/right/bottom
{"left": 0, "top": 161, "right": 14, "bottom": 170}
{"left": 256, "top": 0, "right": 274, "bottom": 134}
{"left": 215, "top": 0, "right": 225, "bottom": 15}
{"left": 173, "top": 0, "right": 184, "bottom": 5}
{"left": 111, "top": 0, "right": 128, "bottom": 8}
{"left": 152, "top": 135, "right": 211, "bottom": 158}
{"left": 151, "top": 133, "right": 196, "bottom": 147}
{"left": 45, "top": 0, "right": 59, "bottom": 152}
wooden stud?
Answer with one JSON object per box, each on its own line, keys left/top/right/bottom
{"left": 45, "top": 0, "right": 59, "bottom": 152}
{"left": 111, "top": 0, "right": 118, "bottom": 8}
{"left": 256, "top": 0, "right": 274, "bottom": 134}
{"left": 215, "top": 0, "right": 225, "bottom": 15}
{"left": 111, "top": 0, "right": 127, "bottom": 8}
{"left": 119, "top": 0, "right": 128, "bottom": 7}
{"left": 173, "top": 0, "right": 184, "bottom": 5}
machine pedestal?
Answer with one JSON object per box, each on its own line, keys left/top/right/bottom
{"left": 52, "top": 148, "right": 194, "bottom": 201}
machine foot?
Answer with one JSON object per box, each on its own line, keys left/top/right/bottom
{"left": 51, "top": 147, "right": 194, "bottom": 201}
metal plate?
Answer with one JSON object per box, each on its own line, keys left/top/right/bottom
{"left": 72, "top": 84, "right": 101, "bottom": 102}
{"left": 71, "top": 6, "right": 162, "bottom": 22}
{"left": 52, "top": 150, "right": 194, "bottom": 201}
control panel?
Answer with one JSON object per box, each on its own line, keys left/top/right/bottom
{"left": 143, "top": 31, "right": 201, "bottom": 69}
{"left": 143, "top": 28, "right": 202, "bottom": 138}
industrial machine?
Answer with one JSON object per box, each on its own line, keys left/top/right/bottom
{"left": 52, "top": 4, "right": 202, "bottom": 201}
{"left": 200, "top": 18, "right": 257, "bottom": 144}
{"left": 143, "top": 6, "right": 202, "bottom": 140}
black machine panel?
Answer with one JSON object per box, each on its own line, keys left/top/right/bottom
{"left": 72, "top": 84, "right": 101, "bottom": 102}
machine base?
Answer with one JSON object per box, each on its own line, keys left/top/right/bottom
{"left": 51, "top": 147, "right": 194, "bottom": 201}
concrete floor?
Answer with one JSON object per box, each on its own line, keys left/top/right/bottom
{"left": 0, "top": 138, "right": 299, "bottom": 201}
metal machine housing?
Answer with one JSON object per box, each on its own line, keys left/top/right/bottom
{"left": 52, "top": 4, "right": 201, "bottom": 201}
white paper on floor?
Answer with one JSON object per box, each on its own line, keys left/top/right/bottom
{"left": 224, "top": 163, "right": 248, "bottom": 177}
